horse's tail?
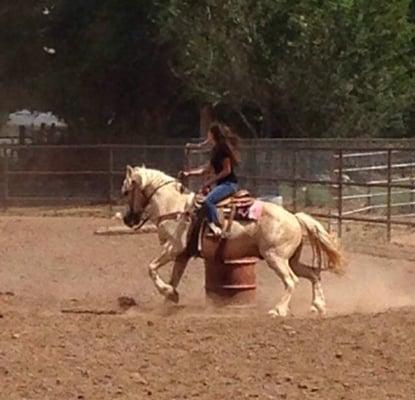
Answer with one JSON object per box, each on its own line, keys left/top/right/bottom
{"left": 295, "top": 212, "right": 345, "bottom": 276}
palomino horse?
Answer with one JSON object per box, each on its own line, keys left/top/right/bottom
{"left": 121, "top": 165, "right": 345, "bottom": 317}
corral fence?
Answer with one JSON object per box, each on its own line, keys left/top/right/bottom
{"left": 0, "top": 144, "right": 185, "bottom": 208}
{"left": 0, "top": 142, "right": 415, "bottom": 241}
{"left": 186, "top": 145, "right": 415, "bottom": 241}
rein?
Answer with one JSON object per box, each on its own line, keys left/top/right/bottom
{"left": 131, "top": 180, "right": 181, "bottom": 229}
{"left": 142, "top": 180, "right": 178, "bottom": 208}
{"left": 156, "top": 211, "right": 190, "bottom": 226}
{"left": 132, "top": 216, "right": 150, "bottom": 231}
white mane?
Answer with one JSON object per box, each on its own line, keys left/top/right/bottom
{"left": 133, "top": 166, "right": 188, "bottom": 194}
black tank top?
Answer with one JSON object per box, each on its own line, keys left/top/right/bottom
{"left": 210, "top": 144, "right": 238, "bottom": 185}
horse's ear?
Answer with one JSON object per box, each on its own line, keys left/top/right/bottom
{"left": 126, "top": 165, "right": 134, "bottom": 178}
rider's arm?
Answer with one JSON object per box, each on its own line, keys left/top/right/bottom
{"left": 185, "top": 138, "right": 210, "bottom": 150}
{"left": 203, "top": 158, "right": 232, "bottom": 187}
{"left": 184, "top": 163, "right": 210, "bottom": 177}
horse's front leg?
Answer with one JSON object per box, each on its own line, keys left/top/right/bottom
{"left": 164, "top": 255, "right": 190, "bottom": 303}
{"left": 148, "top": 244, "right": 177, "bottom": 299}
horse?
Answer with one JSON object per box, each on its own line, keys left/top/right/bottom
{"left": 121, "top": 165, "right": 345, "bottom": 317}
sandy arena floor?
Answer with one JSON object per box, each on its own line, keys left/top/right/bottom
{"left": 0, "top": 216, "right": 414, "bottom": 399}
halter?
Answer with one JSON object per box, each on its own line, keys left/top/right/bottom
{"left": 141, "top": 180, "right": 178, "bottom": 209}
{"left": 127, "top": 179, "right": 180, "bottom": 229}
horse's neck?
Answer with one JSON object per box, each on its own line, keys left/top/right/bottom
{"left": 145, "top": 173, "right": 193, "bottom": 221}
{"left": 151, "top": 189, "right": 192, "bottom": 221}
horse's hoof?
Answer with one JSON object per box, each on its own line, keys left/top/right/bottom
{"left": 166, "top": 289, "right": 179, "bottom": 304}
{"left": 268, "top": 308, "right": 287, "bottom": 318}
{"left": 310, "top": 305, "right": 319, "bottom": 314}
{"left": 310, "top": 303, "right": 327, "bottom": 316}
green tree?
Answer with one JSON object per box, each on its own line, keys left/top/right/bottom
{"left": 0, "top": 1, "right": 46, "bottom": 112}
{"left": 159, "top": 0, "right": 415, "bottom": 137}
{"left": 39, "top": 0, "right": 185, "bottom": 140}
{"left": 2, "top": 1, "right": 414, "bottom": 140}
{"left": 1, "top": 1, "right": 194, "bottom": 142}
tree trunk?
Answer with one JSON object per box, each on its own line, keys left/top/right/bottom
{"left": 199, "top": 103, "right": 213, "bottom": 138}
{"left": 261, "top": 105, "right": 273, "bottom": 138}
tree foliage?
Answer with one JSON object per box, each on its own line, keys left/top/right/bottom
{"left": 1, "top": 1, "right": 414, "bottom": 139}
{"left": 0, "top": 1, "right": 44, "bottom": 110}
{"left": 1, "top": 1, "right": 193, "bottom": 141}
{"left": 159, "top": 0, "right": 415, "bottom": 137}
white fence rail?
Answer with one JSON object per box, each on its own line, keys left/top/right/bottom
{"left": 335, "top": 149, "right": 415, "bottom": 237}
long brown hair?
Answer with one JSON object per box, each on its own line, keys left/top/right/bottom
{"left": 209, "top": 123, "right": 241, "bottom": 166}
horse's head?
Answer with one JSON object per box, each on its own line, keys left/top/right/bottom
{"left": 121, "top": 165, "right": 148, "bottom": 227}
{"left": 121, "top": 165, "right": 191, "bottom": 228}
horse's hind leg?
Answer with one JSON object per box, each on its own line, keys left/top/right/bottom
{"left": 291, "top": 261, "right": 326, "bottom": 315}
{"left": 263, "top": 250, "right": 299, "bottom": 317}
{"left": 289, "top": 242, "right": 326, "bottom": 315}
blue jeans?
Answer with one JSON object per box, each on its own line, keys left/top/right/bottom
{"left": 204, "top": 182, "right": 238, "bottom": 225}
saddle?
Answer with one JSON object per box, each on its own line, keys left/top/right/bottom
{"left": 186, "top": 189, "right": 260, "bottom": 258}
{"left": 194, "top": 190, "right": 255, "bottom": 214}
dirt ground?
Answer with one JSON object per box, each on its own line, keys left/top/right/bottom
{"left": 0, "top": 215, "right": 414, "bottom": 400}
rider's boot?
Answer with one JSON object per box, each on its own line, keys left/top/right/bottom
{"left": 207, "top": 222, "right": 222, "bottom": 237}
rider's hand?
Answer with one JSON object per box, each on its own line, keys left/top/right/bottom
{"left": 178, "top": 171, "right": 189, "bottom": 180}
{"left": 202, "top": 184, "right": 211, "bottom": 195}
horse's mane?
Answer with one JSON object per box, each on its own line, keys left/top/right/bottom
{"left": 138, "top": 167, "right": 173, "bottom": 185}
{"left": 136, "top": 167, "right": 190, "bottom": 194}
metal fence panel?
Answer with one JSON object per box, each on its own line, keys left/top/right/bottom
{"left": 0, "top": 141, "right": 414, "bottom": 241}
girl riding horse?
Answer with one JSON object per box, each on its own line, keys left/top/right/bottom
{"left": 183, "top": 124, "right": 241, "bottom": 236}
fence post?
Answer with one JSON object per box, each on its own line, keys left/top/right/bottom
{"left": 411, "top": 165, "right": 414, "bottom": 213}
{"left": 366, "top": 153, "right": 373, "bottom": 214}
{"left": 3, "top": 155, "right": 9, "bottom": 210}
{"left": 108, "top": 147, "right": 114, "bottom": 217}
{"left": 251, "top": 147, "right": 258, "bottom": 196}
{"left": 337, "top": 149, "right": 343, "bottom": 238}
{"left": 183, "top": 147, "right": 190, "bottom": 190}
{"left": 328, "top": 209, "right": 332, "bottom": 233}
{"left": 386, "top": 149, "right": 392, "bottom": 242}
{"left": 366, "top": 186, "right": 372, "bottom": 214}
{"left": 292, "top": 150, "right": 297, "bottom": 212}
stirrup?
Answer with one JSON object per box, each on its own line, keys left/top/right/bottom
{"left": 207, "top": 222, "right": 222, "bottom": 237}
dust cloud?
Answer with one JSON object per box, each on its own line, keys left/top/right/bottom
{"left": 256, "top": 248, "right": 415, "bottom": 316}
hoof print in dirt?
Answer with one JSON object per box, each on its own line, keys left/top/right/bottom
{"left": 0, "top": 291, "right": 15, "bottom": 297}
{"left": 117, "top": 296, "right": 138, "bottom": 311}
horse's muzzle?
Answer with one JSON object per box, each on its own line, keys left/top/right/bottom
{"left": 122, "top": 208, "right": 142, "bottom": 228}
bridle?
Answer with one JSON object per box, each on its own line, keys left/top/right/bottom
{"left": 125, "top": 179, "right": 181, "bottom": 229}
